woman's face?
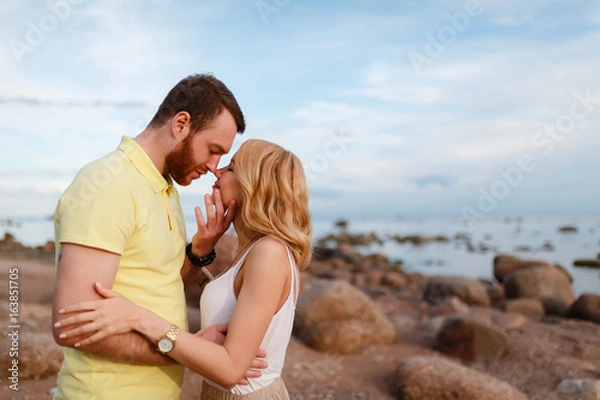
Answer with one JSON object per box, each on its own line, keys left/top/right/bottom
{"left": 211, "top": 157, "right": 242, "bottom": 209}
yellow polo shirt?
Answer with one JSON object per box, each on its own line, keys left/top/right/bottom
{"left": 54, "top": 136, "right": 187, "bottom": 400}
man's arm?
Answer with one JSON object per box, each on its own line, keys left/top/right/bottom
{"left": 52, "top": 243, "right": 173, "bottom": 365}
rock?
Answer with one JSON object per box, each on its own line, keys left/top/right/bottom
{"left": 567, "top": 294, "right": 600, "bottom": 323}
{"left": 407, "top": 235, "right": 430, "bottom": 245}
{"left": 395, "top": 356, "right": 528, "bottom": 400}
{"left": 486, "top": 283, "right": 505, "bottom": 304}
{"left": 504, "top": 267, "right": 576, "bottom": 316}
{"left": 0, "top": 332, "right": 63, "bottom": 380}
{"left": 294, "top": 280, "right": 395, "bottom": 354}
{"left": 423, "top": 276, "right": 491, "bottom": 306}
{"left": 498, "top": 298, "right": 545, "bottom": 319}
{"left": 404, "top": 272, "right": 428, "bottom": 291}
{"left": 381, "top": 271, "right": 407, "bottom": 289}
{"left": 434, "top": 316, "right": 509, "bottom": 362}
{"left": 364, "top": 270, "right": 385, "bottom": 286}
{"left": 555, "top": 379, "right": 600, "bottom": 399}
{"left": 490, "top": 312, "right": 529, "bottom": 330}
{"left": 427, "top": 296, "right": 470, "bottom": 317}
{"left": 493, "top": 254, "right": 571, "bottom": 283}
{"left": 574, "top": 259, "right": 600, "bottom": 268}
{"left": 363, "top": 253, "right": 390, "bottom": 271}
{"left": 558, "top": 225, "right": 578, "bottom": 233}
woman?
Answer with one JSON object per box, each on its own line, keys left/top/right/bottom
{"left": 54, "top": 139, "right": 312, "bottom": 399}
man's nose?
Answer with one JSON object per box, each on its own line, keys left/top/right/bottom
{"left": 213, "top": 167, "right": 224, "bottom": 178}
{"left": 205, "top": 155, "right": 222, "bottom": 174}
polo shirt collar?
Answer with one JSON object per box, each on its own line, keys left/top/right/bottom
{"left": 118, "top": 136, "right": 173, "bottom": 194}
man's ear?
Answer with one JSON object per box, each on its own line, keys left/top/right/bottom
{"left": 171, "top": 111, "right": 192, "bottom": 141}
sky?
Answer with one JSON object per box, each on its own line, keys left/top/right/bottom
{"left": 0, "top": 0, "right": 599, "bottom": 224}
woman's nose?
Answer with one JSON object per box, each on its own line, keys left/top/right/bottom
{"left": 213, "top": 166, "right": 225, "bottom": 178}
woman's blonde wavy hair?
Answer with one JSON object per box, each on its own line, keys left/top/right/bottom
{"left": 233, "top": 139, "right": 312, "bottom": 268}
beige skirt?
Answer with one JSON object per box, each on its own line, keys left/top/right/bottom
{"left": 200, "top": 377, "right": 290, "bottom": 400}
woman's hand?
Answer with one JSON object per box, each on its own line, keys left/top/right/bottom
{"left": 53, "top": 282, "right": 140, "bottom": 348}
{"left": 190, "top": 188, "right": 236, "bottom": 256}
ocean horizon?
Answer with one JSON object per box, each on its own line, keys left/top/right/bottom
{"left": 2, "top": 214, "right": 599, "bottom": 296}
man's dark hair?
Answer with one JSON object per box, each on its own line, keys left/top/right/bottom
{"left": 148, "top": 73, "right": 245, "bottom": 134}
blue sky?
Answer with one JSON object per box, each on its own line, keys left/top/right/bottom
{"left": 0, "top": 0, "right": 599, "bottom": 223}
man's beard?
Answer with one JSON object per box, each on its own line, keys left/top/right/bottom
{"left": 165, "top": 133, "right": 197, "bottom": 185}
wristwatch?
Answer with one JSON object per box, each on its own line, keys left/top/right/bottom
{"left": 156, "top": 324, "right": 180, "bottom": 354}
{"left": 186, "top": 243, "right": 216, "bottom": 267}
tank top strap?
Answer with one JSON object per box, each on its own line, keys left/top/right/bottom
{"left": 231, "top": 236, "right": 268, "bottom": 274}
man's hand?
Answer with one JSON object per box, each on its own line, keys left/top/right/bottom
{"left": 195, "top": 323, "right": 268, "bottom": 385}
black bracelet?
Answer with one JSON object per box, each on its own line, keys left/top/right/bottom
{"left": 186, "top": 244, "right": 216, "bottom": 267}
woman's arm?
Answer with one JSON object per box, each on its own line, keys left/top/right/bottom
{"left": 57, "top": 237, "right": 290, "bottom": 389}
{"left": 166, "top": 238, "right": 291, "bottom": 387}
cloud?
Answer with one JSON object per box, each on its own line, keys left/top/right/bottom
{"left": 0, "top": 96, "right": 148, "bottom": 107}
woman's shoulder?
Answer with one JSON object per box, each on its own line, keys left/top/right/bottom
{"left": 252, "top": 236, "right": 288, "bottom": 256}
{"left": 244, "top": 236, "right": 290, "bottom": 268}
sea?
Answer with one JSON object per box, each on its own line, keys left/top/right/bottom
{"left": 3, "top": 214, "right": 599, "bottom": 296}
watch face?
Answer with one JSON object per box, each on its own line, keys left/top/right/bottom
{"left": 158, "top": 338, "right": 174, "bottom": 353}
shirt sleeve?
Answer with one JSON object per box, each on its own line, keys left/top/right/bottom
{"left": 55, "top": 166, "right": 135, "bottom": 255}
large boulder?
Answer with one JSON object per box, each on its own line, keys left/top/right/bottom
{"left": 423, "top": 276, "right": 491, "bottom": 306}
{"left": 434, "top": 316, "right": 509, "bottom": 362}
{"left": 294, "top": 280, "right": 395, "bottom": 354}
{"left": 395, "top": 356, "right": 528, "bottom": 400}
{"left": 494, "top": 254, "right": 572, "bottom": 283}
{"left": 567, "top": 294, "right": 600, "bottom": 323}
{"left": 504, "top": 267, "right": 576, "bottom": 316}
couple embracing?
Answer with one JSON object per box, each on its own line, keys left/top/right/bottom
{"left": 52, "top": 74, "right": 311, "bottom": 400}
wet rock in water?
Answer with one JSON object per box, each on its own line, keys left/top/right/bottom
{"left": 504, "top": 267, "right": 576, "bottom": 316}
{"left": 294, "top": 279, "right": 395, "bottom": 354}
{"left": 407, "top": 235, "right": 430, "bottom": 245}
{"left": 567, "top": 294, "right": 600, "bottom": 323}
{"left": 434, "top": 316, "right": 509, "bottom": 362}
{"left": 395, "top": 356, "right": 528, "bottom": 400}
{"left": 558, "top": 225, "right": 578, "bottom": 233}
{"left": 423, "top": 276, "right": 491, "bottom": 306}
{"left": 573, "top": 259, "right": 600, "bottom": 268}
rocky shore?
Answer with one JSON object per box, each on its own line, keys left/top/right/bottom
{"left": 1, "top": 227, "right": 599, "bottom": 399}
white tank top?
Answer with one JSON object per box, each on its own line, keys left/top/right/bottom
{"left": 199, "top": 237, "right": 299, "bottom": 394}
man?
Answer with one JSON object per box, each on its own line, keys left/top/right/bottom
{"left": 52, "top": 74, "right": 261, "bottom": 399}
